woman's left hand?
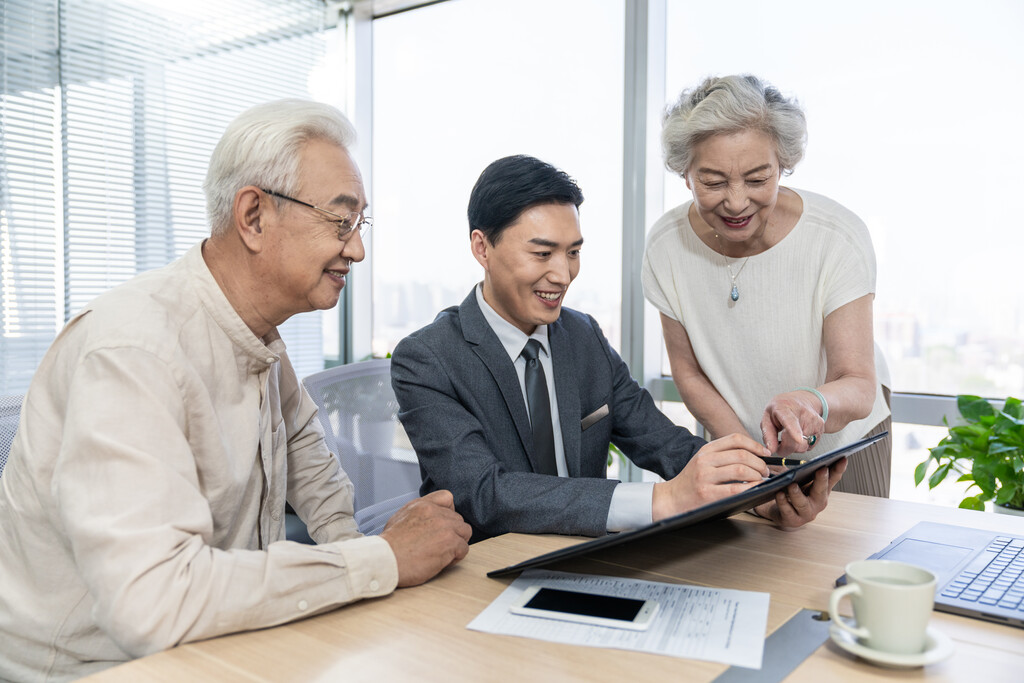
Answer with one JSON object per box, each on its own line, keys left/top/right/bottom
{"left": 752, "top": 458, "right": 847, "bottom": 529}
{"left": 760, "top": 390, "right": 826, "bottom": 457}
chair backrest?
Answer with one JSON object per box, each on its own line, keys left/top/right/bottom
{"left": 302, "top": 359, "right": 421, "bottom": 513}
{"left": 0, "top": 394, "right": 24, "bottom": 478}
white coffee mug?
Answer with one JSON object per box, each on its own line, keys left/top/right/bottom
{"left": 828, "top": 559, "right": 937, "bottom": 655}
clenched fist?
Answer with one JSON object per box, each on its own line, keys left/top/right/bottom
{"left": 379, "top": 490, "right": 472, "bottom": 587}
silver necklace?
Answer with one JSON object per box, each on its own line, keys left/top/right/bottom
{"left": 724, "top": 256, "right": 750, "bottom": 302}
{"left": 714, "top": 233, "right": 750, "bottom": 302}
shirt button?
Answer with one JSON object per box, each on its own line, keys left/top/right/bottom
{"left": 298, "top": 600, "right": 308, "bottom": 611}
{"left": 369, "top": 580, "right": 380, "bottom": 592}
{"left": 266, "top": 357, "right": 275, "bottom": 364}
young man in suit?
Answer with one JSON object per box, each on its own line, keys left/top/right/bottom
{"left": 391, "top": 155, "right": 845, "bottom": 542}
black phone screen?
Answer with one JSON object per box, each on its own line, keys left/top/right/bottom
{"left": 524, "top": 588, "right": 645, "bottom": 621}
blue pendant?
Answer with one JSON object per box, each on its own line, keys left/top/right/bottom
{"left": 730, "top": 284, "right": 739, "bottom": 302}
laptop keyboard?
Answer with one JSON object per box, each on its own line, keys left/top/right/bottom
{"left": 940, "top": 536, "right": 1024, "bottom": 610}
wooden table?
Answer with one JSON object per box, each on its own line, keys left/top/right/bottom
{"left": 87, "top": 493, "right": 1024, "bottom": 682}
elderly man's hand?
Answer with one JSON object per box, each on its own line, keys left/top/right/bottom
{"left": 751, "top": 457, "right": 847, "bottom": 529}
{"left": 379, "top": 490, "right": 472, "bottom": 587}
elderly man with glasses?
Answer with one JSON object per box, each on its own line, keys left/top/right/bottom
{"left": 0, "top": 100, "right": 470, "bottom": 682}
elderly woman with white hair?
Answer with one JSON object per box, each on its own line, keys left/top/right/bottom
{"left": 642, "top": 74, "right": 892, "bottom": 497}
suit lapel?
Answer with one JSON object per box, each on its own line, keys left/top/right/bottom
{"left": 549, "top": 318, "right": 582, "bottom": 477}
{"left": 459, "top": 290, "right": 535, "bottom": 462}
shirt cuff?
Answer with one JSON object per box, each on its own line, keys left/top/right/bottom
{"left": 606, "top": 482, "right": 655, "bottom": 532}
{"left": 334, "top": 535, "right": 399, "bottom": 598}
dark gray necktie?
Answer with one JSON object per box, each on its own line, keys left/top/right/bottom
{"left": 521, "top": 339, "right": 557, "bottom": 476}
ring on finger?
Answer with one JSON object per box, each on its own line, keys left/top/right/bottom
{"left": 803, "top": 434, "right": 818, "bottom": 447}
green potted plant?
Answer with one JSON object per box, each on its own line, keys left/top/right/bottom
{"left": 915, "top": 394, "right": 1024, "bottom": 514}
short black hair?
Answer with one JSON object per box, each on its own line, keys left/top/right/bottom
{"left": 467, "top": 155, "right": 584, "bottom": 244}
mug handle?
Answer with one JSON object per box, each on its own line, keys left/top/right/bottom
{"left": 829, "top": 584, "right": 870, "bottom": 640}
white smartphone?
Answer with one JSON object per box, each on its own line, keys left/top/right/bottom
{"left": 509, "top": 586, "right": 659, "bottom": 630}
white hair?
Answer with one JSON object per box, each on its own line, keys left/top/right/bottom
{"left": 662, "top": 74, "right": 807, "bottom": 178}
{"left": 203, "top": 99, "right": 356, "bottom": 235}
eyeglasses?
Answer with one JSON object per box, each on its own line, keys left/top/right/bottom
{"left": 261, "top": 189, "right": 373, "bottom": 241}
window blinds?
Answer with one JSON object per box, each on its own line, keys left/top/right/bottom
{"left": 0, "top": 1, "right": 61, "bottom": 392}
{"left": 1, "top": 0, "right": 334, "bottom": 393}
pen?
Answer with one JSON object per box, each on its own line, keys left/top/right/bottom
{"left": 762, "top": 456, "right": 806, "bottom": 467}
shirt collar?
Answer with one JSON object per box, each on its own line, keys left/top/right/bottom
{"left": 475, "top": 283, "right": 549, "bottom": 363}
{"left": 187, "top": 242, "right": 282, "bottom": 370}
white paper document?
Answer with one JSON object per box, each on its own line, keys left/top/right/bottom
{"left": 468, "top": 569, "right": 769, "bottom": 669}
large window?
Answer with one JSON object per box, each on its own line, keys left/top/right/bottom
{"left": 0, "top": 0, "right": 342, "bottom": 393}
{"left": 364, "top": 0, "right": 1024, "bottom": 500}
{"left": 7, "top": 0, "right": 1021, "bottom": 508}
{"left": 371, "top": 0, "right": 625, "bottom": 356}
{"left": 661, "top": 0, "right": 1024, "bottom": 502}
{"left": 663, "top": 0, "right": 1024, "bottom": 400}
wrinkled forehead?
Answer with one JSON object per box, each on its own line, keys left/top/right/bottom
{"left": 296, "top": 140, "right": 368, "bottom": 212}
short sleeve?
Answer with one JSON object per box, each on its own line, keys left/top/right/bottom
{"left": 641, "top": 207, "right": 692, "bottom": 324}
{"left": 819, "top": 203, "right": 877, "bottom": 317}
{"left": 641, "top": 246, "right": 680, "bottom": 322}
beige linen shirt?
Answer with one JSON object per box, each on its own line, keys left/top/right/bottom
{"left": 0, "top": 243, "right": 398, "bottom": 682}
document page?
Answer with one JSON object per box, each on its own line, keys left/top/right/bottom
{"left": 469, "top": 569, "right": 769, "bottom": 669}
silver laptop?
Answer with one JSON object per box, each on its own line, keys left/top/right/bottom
{"left": 861, "top": 521, "right": 1024, "bottom": 629}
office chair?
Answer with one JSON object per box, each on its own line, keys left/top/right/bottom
{"left": 300, "top": 359, "right": 422, "bottom": 537}
{"left": 0, "top": 394, "right": 24, "bottom": 478}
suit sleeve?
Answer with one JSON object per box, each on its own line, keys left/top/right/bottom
{"left": 589, "top": 317, "right": 707, "bottom": 480}
{"left": 392, "top": 335, "right": 618, "bottom": 539}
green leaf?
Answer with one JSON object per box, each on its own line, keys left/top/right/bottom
{"left": 607, "top": 443, "right": 625, "bottom": 469}
{"left": 995, "top": 461, "right": 1016, "bottom": 482}
{"left": 988, "top": 442, "right": 1020, "bottom": 456}
{"left": 957, "top": 395, "right": 995, "bottom": 422}
{"left": 914, "top": 461, "right": 930, "bottom": 486}
{"left": 959, "top": 496, "right": 986, "bottom": 511}
{"left": 995, "top": 412, "right": 1024, "bottom": 430}
{"left": 1002, "top": 397, "right": 1023, "bottom": 420}
{"left": 972, "top": 460, "right": 997, "bottom": 496}
{"left": 995, "top": 487, "right": 1016, "bottom": 505}
{"left": 928, "top": 462, "right": 951, "bottom": 489}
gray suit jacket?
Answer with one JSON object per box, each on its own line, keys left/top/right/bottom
{"left": 391, "top": 289, "right": 705, "bottom": 541}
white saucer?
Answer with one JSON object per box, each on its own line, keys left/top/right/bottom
{"left": 829, "top": 624, "right": 954, "bottom": 669}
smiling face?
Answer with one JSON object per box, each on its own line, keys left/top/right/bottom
{"left": 262, "top": 138, "right": 367, "bottom": 318}
{"left": 473, "top": 202, "right": 583, "bottom": 336}
{"left": 685, "top": 129, "right": 782, "bottom": 253}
